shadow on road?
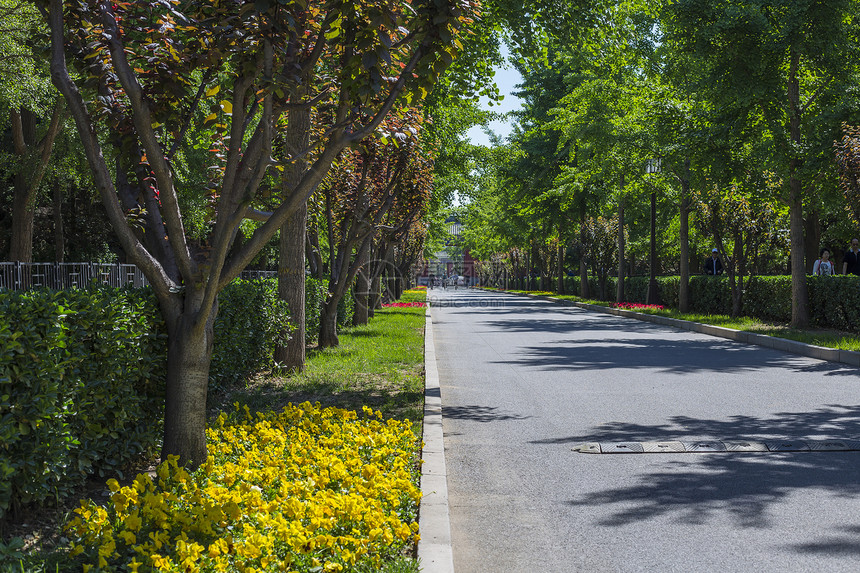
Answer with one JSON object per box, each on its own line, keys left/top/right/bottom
{"left": 789, "top": 525, "right": 860, "bottom": 556}
{"left": 545, "top": 405, "right": 860, "bottom": 528}
{"left": 491, "top": 336, "right": 858, "bottom": 376}
{"left": 440, "top": 404, "right": 532, "bottom": 423}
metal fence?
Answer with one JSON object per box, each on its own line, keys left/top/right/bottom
{"left": 0, "top": 262, "right": 278, "bottom": 291}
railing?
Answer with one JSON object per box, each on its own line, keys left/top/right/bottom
{"left": 0, "top": 262, "right": 277, "bottom": 291}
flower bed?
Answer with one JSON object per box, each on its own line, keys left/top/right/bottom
{"left": 611, "top": 302, "right": 666, "bottom": 310}
{"left": 381, "top": 302, "right": 426, "bottom": 308}
{"left": 64, "top": 403, "right": 421, "bottom": 572}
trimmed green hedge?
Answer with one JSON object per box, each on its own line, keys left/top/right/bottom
{"left": 337, "top": 283, "right": 356, "bottom": 328}
{"left": 563, "top": 273, "right": 860, "bottom": 331}
{"left": 305, "top": 277, "right": 327, "bottom": 344}
{"left": 211, "top": 279, "right": 292, "bottom": 388}
{"left": 0, "top": 288, "right": 165, "bottom": 521}
{"left": 0, "top": 280, "right": 291, "bottom": 522}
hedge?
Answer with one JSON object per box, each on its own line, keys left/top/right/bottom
{"left": 0, "top": 287, "right": 165, "bottom": 521}
{"left": 0, "top": 279, "right": 290, "bottom": 522}
{"left": 304, "top": 277, "right": 327, "bottom": 344}
{"left": 1, "top": 273, "right": 377, "bottom": 521}
{"left": 210, "top": 279, "right": 291, "bottom": 388}
{"left": 560, "top": 273, "right": 860, "bottom": 331}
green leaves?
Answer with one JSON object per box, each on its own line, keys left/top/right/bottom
{"left": 0, "top": 282, "right": 298, "bottom": 517}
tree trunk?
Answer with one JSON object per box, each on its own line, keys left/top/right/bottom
{"left": 307, "top": 224, "right": 324, "bottom": 280}
{"left": 354, "top": 248, "right": 370, "bottom": 326}
{"left": 386, "top": 246, "right": 398, "bottom": 300}
{"left": 616, "top": 193, "right": 626, "bottom": 303}
{"left": 318, "top": 299, "right": 340, "bottom": 349}
{"left": 10, "top": 176, "right": 36, "bottom": 263}
{"left": 579, "top": 257, "right": 589, "bottom": 299}
{"left": 161, "top": 298, "right": 216, "bottom": 469}
{"left": 275, "top": 203, "right": 307, "bottom": 371}
{"left": 369, "top": 273, "right": 381, "bottom": 315}
{"left": 9, "top": 108, "right": 37, "bottom": 262}
{"left": 730, "top": 234, "right": 743, "bottom": 318}
{"left": 9, "top": 103, "right": 64, "bottom": 263}
{"left": 53, "top": 183, "right": 64, "bottom": 262}
{"left": 275, "top": 82, "right": 311, "bottom": 370}
{"left": 678, "top": 158, "right": 691, "bottom": 313}
{"left": 787, "top": 47, "right": 809, "bottom": 328}
{"left": 803, "top": 209, "right": 820, "bottom": 273}
{"left": 557, "top": 242, "right": 565, "bottom": 294}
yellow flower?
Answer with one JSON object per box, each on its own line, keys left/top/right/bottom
{"left": 119, "top": 530, "right": 136, "bottom": 545}
{"left": 65, "top": 403, "right": 423, "bottom": 572}
{"left": 124, "top": 510, "right": 142, "bottom": 532}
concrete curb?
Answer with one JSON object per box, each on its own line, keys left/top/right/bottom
{"left": 418, "top": 308, "right": 455, "bottom": 573}
{"left": 506, "top": 290, "right": 860, "bottom": 368}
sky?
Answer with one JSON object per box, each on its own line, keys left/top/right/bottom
{"left": 464, "top": 48, "right": 525, "bottom": 147}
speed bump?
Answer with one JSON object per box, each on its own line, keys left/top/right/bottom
{"left": 572, "top": 438, "right": 860, "bottom": 454}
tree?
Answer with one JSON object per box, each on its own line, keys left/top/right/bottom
{"left": 663, "top": 0, "right": 860, "bottom": 327}
{"left": 317, "top": 110, "right": 432, "bottom": 347}
{"left": 1, "top": 0, "right": 65, "bottom": 263}
{"left": 835, "top": 124, "right": 860, "bottom": 226}
{"left": 693, "top": 176, "right": 784, "bottom": 317}
{"left": 42, "top": 0, "right": 473, "bottom": 466}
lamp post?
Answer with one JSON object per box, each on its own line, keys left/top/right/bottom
{"left": 645, "top": 158, "right": 661, "bottom": 305}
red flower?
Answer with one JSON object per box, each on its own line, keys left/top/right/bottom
{"left": 611, "top": 302, "right": 665, "bottom": 310}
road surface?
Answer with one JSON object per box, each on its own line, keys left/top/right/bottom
{"left": 430, "top": 288, "right": 860, "bottom": 573}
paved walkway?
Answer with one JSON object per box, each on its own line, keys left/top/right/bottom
{"left": 430, "top": 288, "right": 860, "bottom": 572}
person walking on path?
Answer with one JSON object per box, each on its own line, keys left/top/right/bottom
{"left": 844, "top": 238, "right": 860, "bottom": 275}
{"left": 813, "top": 248, "right": 835, "bottom": 276}
{"left": 704, "top": 248, "right": 723, "bottom": 275}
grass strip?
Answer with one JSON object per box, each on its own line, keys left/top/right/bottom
{"left": 483, "top": 288, "right": 860, "bottom": 352}
{"left": 217, "top": 291, "right": 427, "bottom": 428}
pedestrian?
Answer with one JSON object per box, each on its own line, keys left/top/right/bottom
{"left": 843, "top": 238, "right": 860, "bottom": 275}
{"left": 812, "top": 248, "right": 835, "bottom": 276}
{"left": 704, "top": 248, "right": 723, "bottom": 275}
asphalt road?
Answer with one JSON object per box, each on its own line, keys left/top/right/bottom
{"left": 430, "top": 288, "right": 860, "bottom": 573}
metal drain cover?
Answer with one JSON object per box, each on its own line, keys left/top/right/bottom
{"left": 807, "top": 440, "right": 859, "bottom": 451}
{"left": 723, "top": 441, "right": 768, "bottom": 452}
{"left": 683, "top": 441, "right": 727, "bottom": 452}
{"left": 600, "top": 442, "right": 644, "bottom": 454}
{"left": 642, "top": 441, "right": 685, "bottom": 453}
{"left": 572, "top": 438, "right": 860, "bottom": 454}
{"left": 766, "top": 441, "right": 810, "bottom": 452}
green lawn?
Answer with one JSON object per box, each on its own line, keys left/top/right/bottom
{"left": 211, "top": 292, "right": 427, "bottom": 428}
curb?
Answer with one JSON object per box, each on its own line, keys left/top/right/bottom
{"left": 418, "top": 308, "right": 455, "bottom": 572}
{"left": 503, "top": 290, "right": 860, "bottom": 368}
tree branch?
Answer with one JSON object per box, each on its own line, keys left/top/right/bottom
{"left": 98, "top": 1, "right": 194, "bottom": 283}
{"left": 47, "top": 0, "right": 176, "bottom": 304}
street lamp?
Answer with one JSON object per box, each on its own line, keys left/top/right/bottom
{"left": 644, "top": 158, "right": 661, "bottom": 305}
